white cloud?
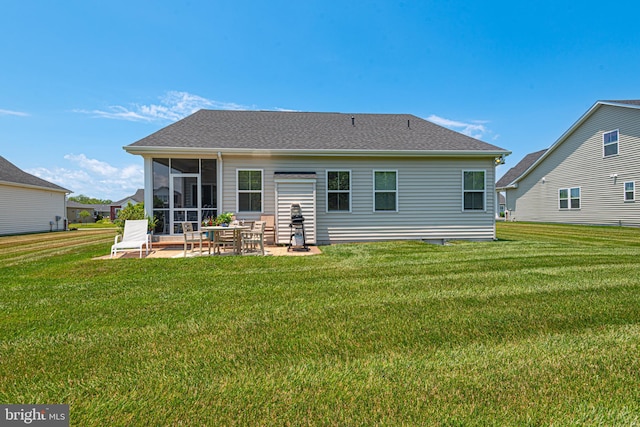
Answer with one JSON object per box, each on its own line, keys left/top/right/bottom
{"left": 427, "top": 114, "right": 496, "bottom": 140}
{"left": 27, "top": 154, "right": 143, "bottom": 201}
{"left": 75, "top": 91, "right": 254, "bottom": 123}
{"left": 63, "top": 154, "right": 119, "bottom": 176}
{"left": 0, "top": 109, "right": 29, "bottom": 117}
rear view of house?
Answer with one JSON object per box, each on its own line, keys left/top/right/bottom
{"left": 0, "top": 156, "right": 69, "bottom": 235}
{"left": 497, "top": 100, "right": 640, "bottom": 226}
{"left": 124, "top": 110, "right": 510, "bottom": 244}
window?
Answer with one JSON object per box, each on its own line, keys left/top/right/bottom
{"left": 625, "top": 181, "right": 635, "bottom": 201}
{"left": 463, "top": 170, "right": 485, "bottom": 211}
{"left": 374, "top": 170, "right": 398, "bottom": 211}
{"left": 237, "top": 170, "right": 262, "bottom": 212}
{"left": 603, "top": 130, "right": 619, "bottom": 157}
{"left": 559, "top": 187, "right": 580, "bottom": 209}
{"left": 327, "top": 171, "right": 351, "bottom": 212}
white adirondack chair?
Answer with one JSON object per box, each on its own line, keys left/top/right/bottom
{"left": 110, "top": 219, "right": 151, "bottom": 258}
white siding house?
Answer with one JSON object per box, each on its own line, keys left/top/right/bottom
{"left": 497, "top": 100, "right": 640, "bottom": 226}
{"left": 124, "top": 110, "right": 510, "bottom": 244}
{"left": 0, "top": 156, "right": 70, "bottom": 235}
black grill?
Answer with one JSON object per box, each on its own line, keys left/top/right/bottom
{"left": 287, "top": 203, "right": 309, "bottom": 251}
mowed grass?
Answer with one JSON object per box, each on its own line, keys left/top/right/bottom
{"left": 0, "top": 223, "right": 639, "bottom": 425}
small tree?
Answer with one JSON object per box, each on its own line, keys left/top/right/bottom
{"left": 78, "top": 210, "right": 92, "bottom": 223}
{"left": 113, "top": 203, "right": 157, "bottom": 234}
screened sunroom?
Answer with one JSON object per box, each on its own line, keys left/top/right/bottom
{"left": 150, "top": 158, "right": 217, "bottom": 235}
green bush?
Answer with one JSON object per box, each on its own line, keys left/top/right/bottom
{"left": 113, "top": 203, "right": 157, "bottom": 234}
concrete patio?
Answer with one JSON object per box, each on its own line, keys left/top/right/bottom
{"left": 98, "top": 242, "right": 321, "bottom": 259}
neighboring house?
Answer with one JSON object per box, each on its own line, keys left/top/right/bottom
{"left": 95, "top": 204, "right": 110, "bottom": 219}
{"left": 0, "top": 156, "right": 70, "bottom": 235}
{"left": 497, "top": 193, "right": 506, "bottom": 217}
{"left": 124, "top": 110, "right": 510, "bottom": 244}
{"left": 110, "top": 189, "right": 144, "bottom": 220}
{"left": 496, "top": 149, "right": 547, "bottom": 220}
{"left": 496, "top": 100, "right": 640, "bottom": 226}
{"left": 66, "top": 201, "right": 110, "bottom": 223}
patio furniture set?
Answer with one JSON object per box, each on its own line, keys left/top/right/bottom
{"left": 184, "top": 220, "right": 266, "bottom": 257}
{"left": 109, "top": 215, "right": 276, "bottom": 258}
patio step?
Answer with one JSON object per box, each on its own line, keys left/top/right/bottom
{"left": 151, "top": 240, "right": 193, "bottom": 248}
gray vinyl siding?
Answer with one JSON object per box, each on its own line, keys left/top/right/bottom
{"left": 0, "top": 184, "right": 67, "bottom": 235}
{"left": 507, "top": 104, "right": 640, "bottom": 226}
{"left": 221, "top": 155, "right": 497, "bottom": 243}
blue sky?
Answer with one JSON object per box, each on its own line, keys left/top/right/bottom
{"left": 2, "top": 0, "right": 639, "bottom": 200}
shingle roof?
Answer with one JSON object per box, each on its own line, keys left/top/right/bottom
{"left": 67, "top": 201, "right": 111, "bottom": 211}
{"left": 0, "top": 156, "right": 69, "bottom": 192}
{"left": 496, "top": 149, "right": 547, "bottom": 188}
{"left": 113, "top": 188, "right": 144, "bottom": 205}
{"left": 127, "top": 110, "right": 509, "bottom": 154}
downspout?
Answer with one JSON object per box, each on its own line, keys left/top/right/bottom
{"left": 217, "top": 152, "right": 223, "bottom": 217}
{"left": 492, "top": 163, "right": 498, "bottom": 241}
{"left": 64, "top": 191, "right": 70, "bottom": 231}
{"left": 143, "top": 157, "right": 154, "bottom": 220}
{"left": 493, "top": 190, "right": 497, "bottom": 240}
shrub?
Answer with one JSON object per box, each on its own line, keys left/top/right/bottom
{"left": 113, "top": 203, "right": 157, "bottom": 234}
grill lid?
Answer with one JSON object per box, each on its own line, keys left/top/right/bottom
{"left": 290, "top": 203, "right": 305, "bottom": 223}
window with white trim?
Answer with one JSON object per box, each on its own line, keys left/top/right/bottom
{"left": 327, "top": 171, "right": 351, "bottom": 212}
{"left": 624, "top": 181, "right": 635, "bottom": 201}
{"left": 374, "top": 170, "right": 398, "bottom": 212}
{"left": 559, "top": 187, "right": 580, "bottom": 209}
{"left": 237, "top": 170, "right": 262, "bottom": 212}
{"left": 463, "top": 170, "right": 485, "bottom": 211}
{"left": 603, "top": 130, "right": 619, "bottom": 157}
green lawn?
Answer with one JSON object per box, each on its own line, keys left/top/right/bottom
{"left": 1, "top": 223, "right": 639, "bottom": 425}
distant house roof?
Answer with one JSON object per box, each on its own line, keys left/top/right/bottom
{"left": 113, "top": 188, "right": 144, "bottom": 206}
{"left": 67, "top": 201, "right": 111, "bottom": 212}
{"left": 496, "top": 99, "right": 640, "bottom": 188}
{"left": 0, "top": 156, "right": 69, "bottom": 193}
{"left": 67, "top": 201, "right": 95, "bottom": 210}
{"left": 125, "top": 110, "right": 509, "bottom": 156}
{"left": 496, "top": 149, "right": 547, "bottom": 189}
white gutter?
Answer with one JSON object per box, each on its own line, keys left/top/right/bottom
{"left": 124, "top": 146, "right": 511, "bottom": 158}
{"left": 496, "top": 183, "right": 518, "bottom": 191}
